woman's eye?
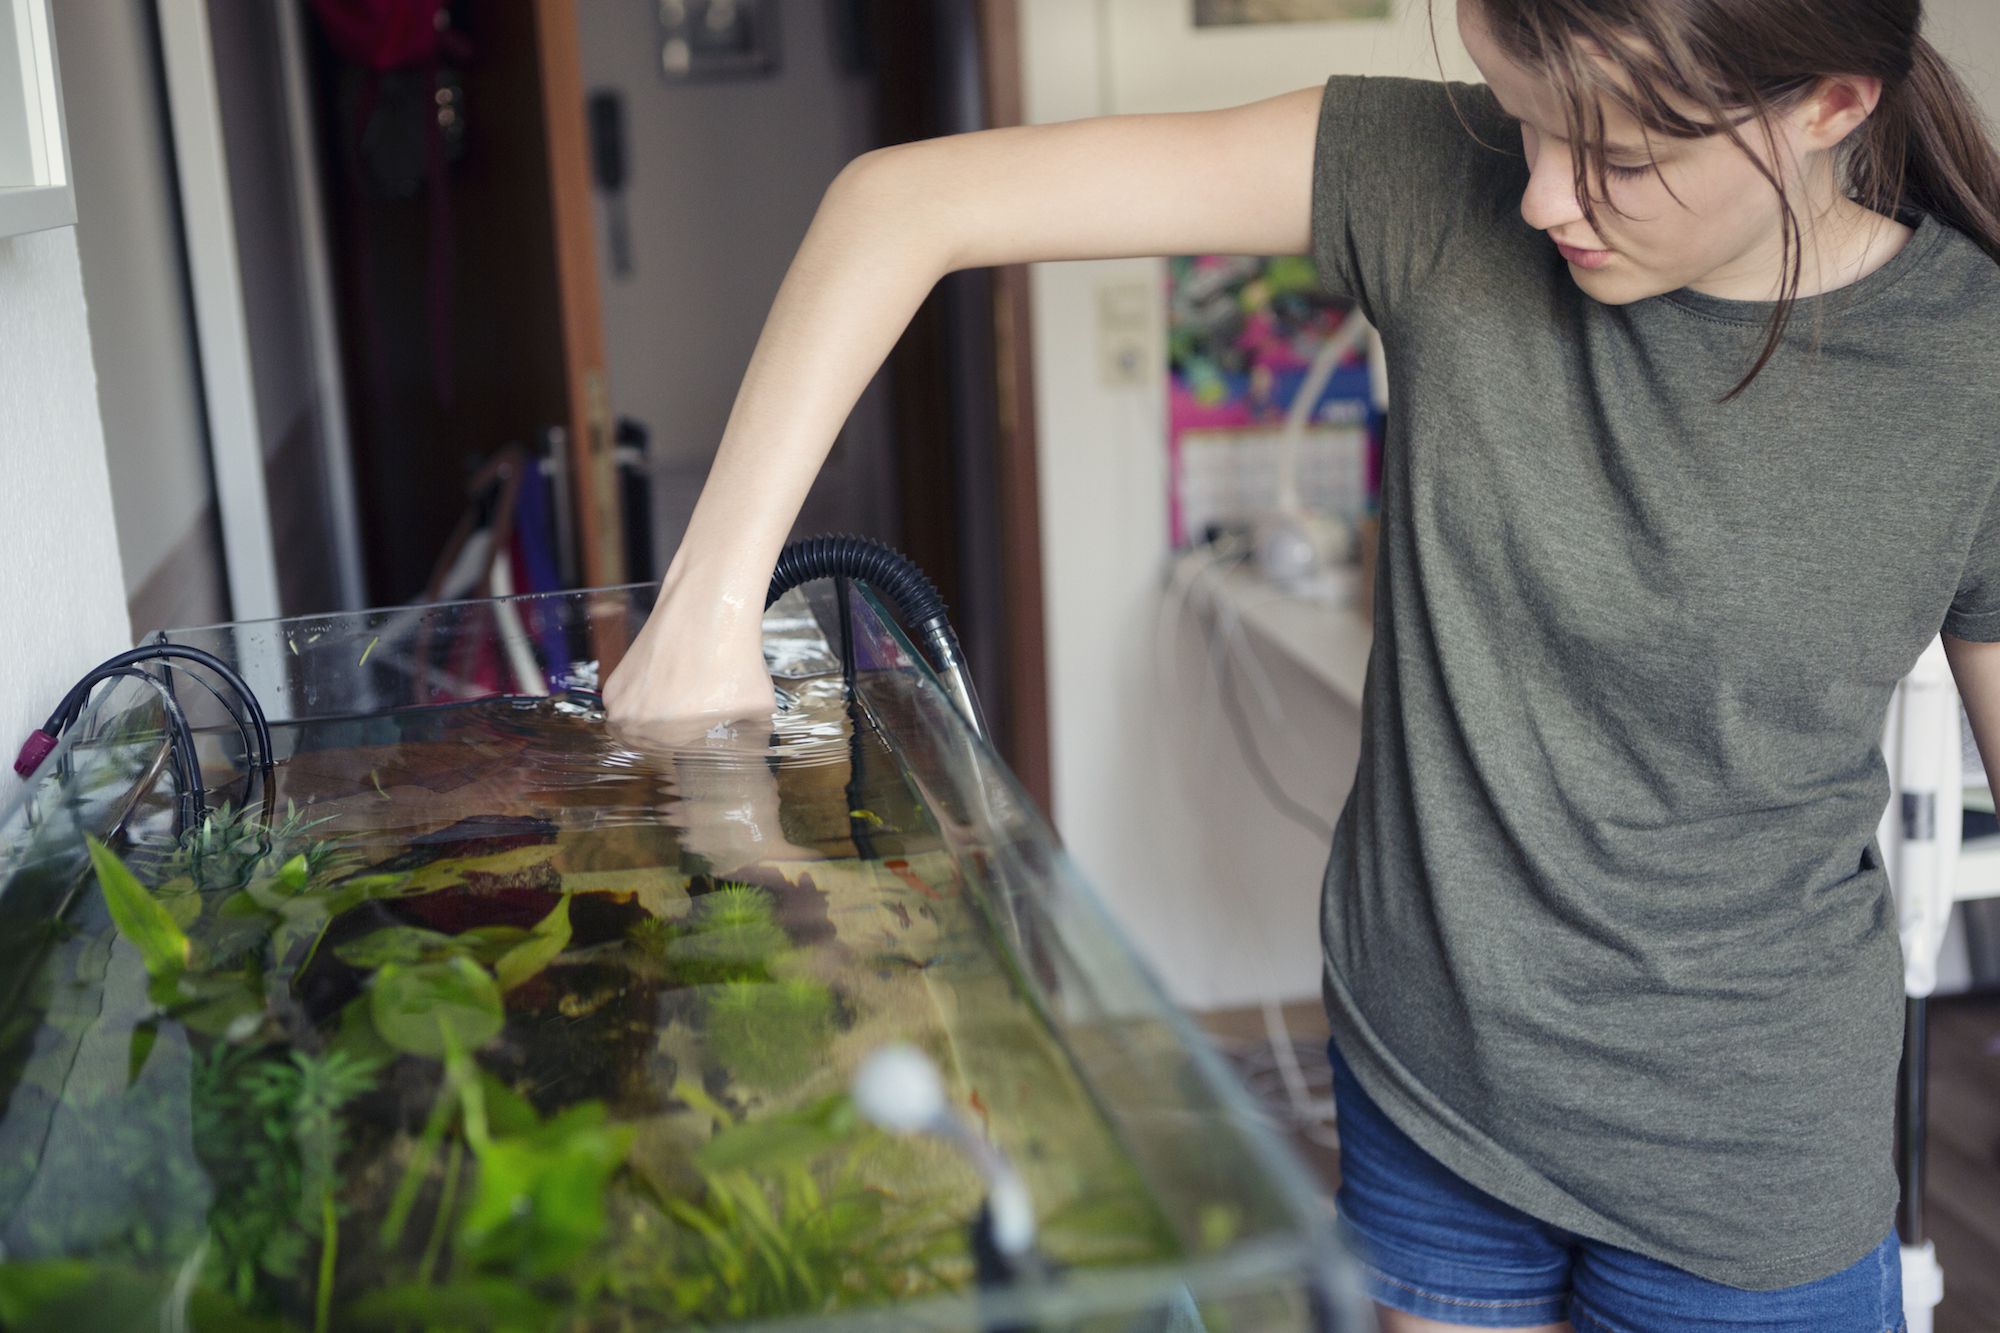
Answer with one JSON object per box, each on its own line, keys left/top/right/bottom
{"left": 1605, "top": 162, "right": 1653, "bottom": 181}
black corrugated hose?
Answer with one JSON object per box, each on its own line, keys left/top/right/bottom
{"left": 766, "top": 533, "right": 988, "bottom": 739}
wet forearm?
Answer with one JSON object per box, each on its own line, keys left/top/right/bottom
{"left": 659, "top": 148, "right": 957, "bottom": 612}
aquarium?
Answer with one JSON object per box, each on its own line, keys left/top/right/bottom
{"left": 0, "top": 578, "right": 1367, "bottom": 1331}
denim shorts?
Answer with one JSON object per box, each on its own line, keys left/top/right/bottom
{"left": 1325, "top": 1038, "right": 1907, "bottom": 1332}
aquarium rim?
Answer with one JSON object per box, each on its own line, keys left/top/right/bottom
{"left": 693, "top": 1232, "right": 1352, "bottom": 1333}
{"left": 146, "top": 578, "right": 672, "bottom": 639}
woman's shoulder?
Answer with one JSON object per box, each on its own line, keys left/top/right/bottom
{"left": 1881, "top": 213, "right": 2000, "bottom": 350}
{"left": 1318, "top": 75, "right": 1513, "bottom": 160}
{"left": 1310, "top": 75, "right": 1534, "bottom": 324}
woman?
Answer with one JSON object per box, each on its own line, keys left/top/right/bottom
{"left": 608, "top": 2, "right": 2000, "bottom": 1329}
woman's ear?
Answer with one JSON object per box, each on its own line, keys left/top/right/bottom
{"left": 1799, "top": 74, "right": 1886, "bottom": 150}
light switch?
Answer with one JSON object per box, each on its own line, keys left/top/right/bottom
{"left": 1097, "top": 278, "right": 1155, "bottom": 388}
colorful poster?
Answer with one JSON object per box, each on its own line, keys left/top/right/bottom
{"left": 1166, "top": 254, "right": 1377, "bottom": 548}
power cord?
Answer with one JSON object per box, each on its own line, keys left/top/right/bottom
{"left": 1155, "top": 539, "right": 1344, "bottom": 1152}
{"left": 15, "top": 644, "right": 277, "bottom": 831}
{"left": 1183, "top": 546, "right": 1337, "bottom": 842}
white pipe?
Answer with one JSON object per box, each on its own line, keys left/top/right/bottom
{"left": 1273, "top": 312, "right": 1371, "bottom": 516}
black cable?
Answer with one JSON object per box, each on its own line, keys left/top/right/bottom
{"left": 164, "top": 666, "right": 255, "bottom": 785}
{"left": 1202, "top": 573, "right": 1338, "bottom": 843}
{"left": 69, "top": 666, "right": 206, "bottom": 830}
{"left": 18, "top": 643, "right": 280, "bottom": 838}
{"left": 118, "top": 648, "right": 271, "bottom": 772}
{"left": 30, "top": 644, "right": 274, "bottom": 792}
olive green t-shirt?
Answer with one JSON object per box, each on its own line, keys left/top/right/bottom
{"left": 1310, "top": 74, "right": 2000, "bottom": 1290}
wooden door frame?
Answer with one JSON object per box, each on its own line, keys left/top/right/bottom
{"left": 975, "top": 0, "right": 1052, "bottom": 819}
{"left": 533, "top": 0, "right": 625, "bottom": 593}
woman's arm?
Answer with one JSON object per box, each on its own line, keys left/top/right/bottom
{"left": 603, "top": 86, "right": 1326, "bottom": 733}
{"left": 1944, "top": 633, "right": 2000, "bottom": 783}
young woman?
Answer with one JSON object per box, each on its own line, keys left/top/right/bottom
{"left": 606, "top": 2, "right": 2000, "bottom": 1329}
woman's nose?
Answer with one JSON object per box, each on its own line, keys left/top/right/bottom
{"left": 1519, "top": 134, "right": 1587, "bottom": 234}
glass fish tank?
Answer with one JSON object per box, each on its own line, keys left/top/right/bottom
{"left": 0, "top": 576, "right": 1366, "bottom": 1331}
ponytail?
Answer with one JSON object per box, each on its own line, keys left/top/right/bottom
{"left": 1849, "top": 35, "right": 2000, "bottom": 266}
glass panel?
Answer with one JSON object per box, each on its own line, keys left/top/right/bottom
{"left": 0, "top": 582, "right": 1367, "bottom": 1329}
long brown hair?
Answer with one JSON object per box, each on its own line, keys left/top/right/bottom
{"left": 1441, "top": 0, "right": 2000, "bottom": 399}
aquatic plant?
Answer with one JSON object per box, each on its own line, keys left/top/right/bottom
{"left": 168, "top": 799, "right": 343, "bottom": 893}
{"left": 625, "top": 913, "right": 673, "bottom": 959}
{"left": 191, "top": 1044, "right": 379, "bottom": 1326}
{"left": 703, "top": 976, "right": 836, "bottom": 1093}
{"left": 666, "top": 881, "right": 789, "bottom": 984}
{"left": 493, "top": 897, "right": 572, "bottom": 992}
{"left": 607, "top": 1087, "right": 964, "bottom": 1323}
{"left": 700, "top": 880, "right": 774, "bottom": 928}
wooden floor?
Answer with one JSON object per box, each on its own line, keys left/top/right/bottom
{"left": 1195, "top": 994, "right": 2000, "bottom": 1333}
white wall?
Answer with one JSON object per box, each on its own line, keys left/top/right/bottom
{"left": 0, "top": 227, "right": 131, "bottom": 802}
{"left": 1021, "top": 0, "right": 1475, "bottom": 1010}
{"left": 1930, "top": 0, "right": 2000, "bottom": 126}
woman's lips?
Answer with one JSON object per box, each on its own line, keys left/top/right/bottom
{"left": 1556, "top": 240, "right": 1613, "bottom": 270}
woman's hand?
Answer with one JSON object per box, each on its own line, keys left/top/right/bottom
{"left": 631, "top": 711, "right": 828, "bottom": 876}
{"left": 603, "top": 566, "right": 778, "bottom": 746}
{"left": 603, "top": 569, "right": 829, "bottom": 876}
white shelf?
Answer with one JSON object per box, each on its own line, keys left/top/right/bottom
{"left": 1182, "top": 554, "right": 1373, "bottom": 710}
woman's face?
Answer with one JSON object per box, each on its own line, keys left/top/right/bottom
{"left": 1456, "top": 0, "right": 1820, "bottom": 305}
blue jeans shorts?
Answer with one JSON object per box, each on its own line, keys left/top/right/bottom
{"left": 1325, "top": 1038, "right": 1907, "bottom": 1332}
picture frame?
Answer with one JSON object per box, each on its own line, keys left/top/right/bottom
{"left": 658, "top": 0, "right": 781, "bottom": 82}
{"left": 1192, "top": 0, "right": 1393, "bottom": 26}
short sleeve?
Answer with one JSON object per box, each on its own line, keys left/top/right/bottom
{"left": 1944, "top": 476, "right": 2000, "bottom": 641}
{"left": 1310, "top": 76, "right": 1526, "bottom": 329}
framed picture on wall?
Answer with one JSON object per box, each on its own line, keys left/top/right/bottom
{"left": 1192, "top": 0, "right": 1392, "bottom": 24}
{"left": 658, "top": 0, "right": 780, "bottom": 81}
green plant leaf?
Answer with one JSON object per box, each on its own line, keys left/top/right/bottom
{"left": 0, "top": 1258, "right": 95, "bottom": 1326}
{"left": 345, "top": 1277, "right": 559, "bottom": 1330}
{"left": 0, "top": 1259, "right": 282, "bottom": 1332}
{"left": 456, "top": 924, "right": 529, "bottom": 965}
{"left": 696, "top": 1093, "right": 858, "bottom": 1174}
{"left": 274, "top": 853, "right": 311, "bottom": 895}
{"left": 368, "top": 957, "right": 504, "bottom": 1058}
{"left": 458, "top": 1101, "right": 633, "bottom": 1276}
{"left": 494, "top": 897, "right": 571, "bottom": 992}
{"left": 126, "top": 1020, "right": 158, "bottom": 1089}
{"left": 333, "top": 925, "right": 457, "bottom": 969}
{"left": 155, "top": 875, "right": 202, "bottom": 929}
{"left": 167, "top": 969, "right": 266, "bottom": 1038}
{"left": 477, "top": 1072, "right": 541, "bottom": 1138}
{"left": 670, "top": 1077, "right": 733, "bottom": 1131}
{"left": 86, "top": 836, "right": 189, "bottom": 981}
